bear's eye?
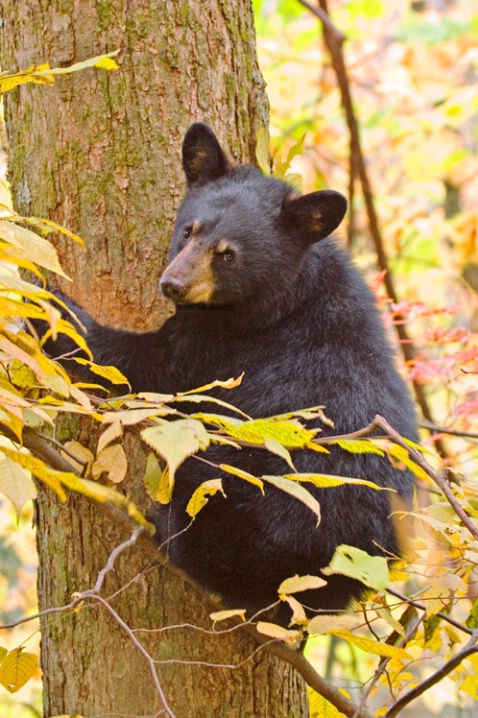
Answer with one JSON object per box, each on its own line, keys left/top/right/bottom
{"left": 222, "top": 250, "right": 235, "bottom": 264}
{"left": 182, "top": 226, "right": 192, "bottom": 240}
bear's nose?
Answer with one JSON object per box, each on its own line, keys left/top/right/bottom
{"left": 160, "top": 276, "right": 189, "bottom": 302}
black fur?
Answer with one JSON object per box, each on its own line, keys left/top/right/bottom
{"left": 40, "top": 124, "right": 417, "bottom": 620}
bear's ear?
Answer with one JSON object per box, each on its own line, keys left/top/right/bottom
{"left": 182, "top": 123, "right": 231, "bottom": 187}
{"left": 280, "top": 190, "right": 347, "bottom": 243}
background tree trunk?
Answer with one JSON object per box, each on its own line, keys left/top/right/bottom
{"left": 1, "top": 1, "right": 308, "bottom": 716}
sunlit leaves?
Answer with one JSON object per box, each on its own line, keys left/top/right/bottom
{"left": 322, "top": 544, "right": 390, "bottom": 591}
{"left": 186, "top": 479, "right": 226, "bottom": 517}
{"left": 0, "top": 647, "right": 38, "bottom": 693}
{"left": 0, "top": 51, "right": 120, "bottom": 93}
{"left": 141, "top": 419, "right": 210, "bottom": 491}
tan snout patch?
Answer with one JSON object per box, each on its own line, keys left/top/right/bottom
{"left": 164, "top": 239, "right": 215, "bottom": 304}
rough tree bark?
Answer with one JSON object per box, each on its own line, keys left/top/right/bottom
{"left": 0, "top": 1, "right": 308, "bottom": 716}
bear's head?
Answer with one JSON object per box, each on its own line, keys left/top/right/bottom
{"left": 160, "top": 123, "right": 347, "bottom": 308}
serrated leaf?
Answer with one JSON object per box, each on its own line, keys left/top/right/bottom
{"left": 328, "top": 630, "right": 411, "bottom": 660}
{"left": 219, "top": 464, "right": 264, "bottom": 492}
{"left": 0, "top": 648, "right": 38, "bottom": 693}
{"left": 72, "top": 358, "right": 129, "bottom": 386}
{"left": 210, "top": 608, "right": 246, "bottom": 622}
{"left": 256, "top": 622, "right": 302, "bottom": 647}
{"left": 228, "top": 419, "right": 319, "bottom": 448}
{"left": 322, "top": 545, "right": 390, "bottom": 591}
{"left": 0, "top": 452, "right": 37, "bottom": 513}
{"left": 186, "top": 479, "right": 225, "bottom": 517}
{"left": 279, "top": 574, "right": 327, "bottom": 595}
{"left": 92, "top": 444, "right": 127, "bottom": 484}
{"left": 284, "top": 473, "right": 387, "bottom": 491}
{"left": 141, "top": 419, "right": 210, "bottom": 480}
{"left": 262, "top": 475, "right": 321, "bottom": 525}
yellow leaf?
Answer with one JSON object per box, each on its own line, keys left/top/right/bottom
{"left": 92, "top": 444, "right": 128, "bottom": 484}
{"left": 0, "top": 447, "right": 67, "bottom": 501}
{"left": 280, "top": 595, "right": 308, "bottom": 626}
{"left": 228, "top": 419, "right": 319, "bottom": 448}
{"left": 0, "top": 648, "right": 38, "bottom": 693}
{"left": 256, "top": 622, "right": 302, "bottom": 648}
{"left": 95, "top": 57, "right": 120, "bottom": 70}
{"left": 186, "top": 479, "right": 225, "bottom": 517}
{"left": 0, "top": 451, "right": 37, "bottom": 513}
{"left": 0, "top": 219, "right": 68, "bottom": 276}
{"left": 309, "top": 688, "right": 346, "bottom": 718}
{"left": 141, "top": 419, "right": 210, "bottom": 480}
{"left": 255, "top": 126, "right": 271, "bottom": 174}
{"left": 62, "top": 441, "right": 94, "bottom": 475}
{"left": 279, "top": 574, "right": 327, "bottom": 595}
{"left": 97, "top": 421, "right": 124, "bottom": 454}
{"left": 333, "top": 440, "right": 385, "bottom": 457}
{"left": 263, "top": 475, "right": 321, "bottom": 525}
{"left": 329, "top": 630, "right": 411, "bottom": 660}
{"left": 264, "top": 437, "right": 296, "bottom": 470}
{"left": 144, "top": 452, "right": 163, "bottom": 502}
{"left": 219, "top": 464, "right": 264, "bottom": 492}
{"left": 177, "top": 374, "right": 243, "bottom": 395}
{"left": 210, "top": 608, "right": 246, "bottom": 622}
{"left": 284, "top": 473, "right": 387, "bottom": 491}
{"left": 72, "top": 357, "right": 129, "bottom": 386}
{"left": 307, "top": 614, "right": 358, "bottom": 636}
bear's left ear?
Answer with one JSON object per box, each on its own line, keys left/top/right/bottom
{"left": 280, "top": 190, "right": 347, "bottom": 243}
{"left": 182, "top": 123, "right": 231, "bottom": 187}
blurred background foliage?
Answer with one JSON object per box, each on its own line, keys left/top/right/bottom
{"left": 1, "top": 0, "right": 478, "bottom": 715}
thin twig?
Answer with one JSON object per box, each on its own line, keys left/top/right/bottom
{"left": 385, "top": 631, "right": 478, "bottom": 718}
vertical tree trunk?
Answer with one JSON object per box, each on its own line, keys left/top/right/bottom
{"left": 1, "top": 2, "right": 308, "bottom": 716}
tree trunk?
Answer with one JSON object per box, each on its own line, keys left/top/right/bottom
{"left": 1, "top": 2, "right": 308, "bottom": 716}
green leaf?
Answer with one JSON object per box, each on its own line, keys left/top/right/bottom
{"left": 186, "top": 479, "right": 226, "bottom": 517}
{"left": 262, "top": 475, "right": 321, "bottom": 525}
{"left": 141, "top": 419, "right": 210, "bottom": 481}
{"left": 322, "top": 544, "right": 390, "bottom": 591}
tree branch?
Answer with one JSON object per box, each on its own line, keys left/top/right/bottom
{"left": 385, "top": 632, "right": 478, "bottom": 718}
{"left": 298, "top": 0, "right": 448, "bottom": 460}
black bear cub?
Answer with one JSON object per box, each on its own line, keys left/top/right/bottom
{"left": 43, "top": 123, "right": 417, "bottom": 620}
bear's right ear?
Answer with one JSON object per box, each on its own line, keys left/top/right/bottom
{"left": 280, "top": 190, "right": 347, "bottom": 244}
{"left": 182, "top": 123, "right": 231, "bottom": 187}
